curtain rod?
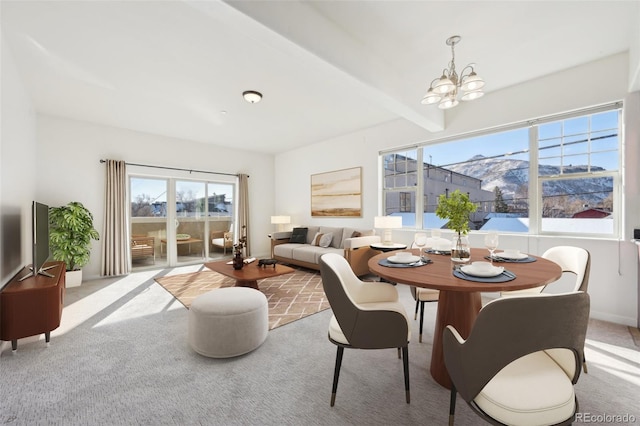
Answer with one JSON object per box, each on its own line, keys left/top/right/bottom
{"left": 99, "top": 159, "right": 247, "bottom": 178}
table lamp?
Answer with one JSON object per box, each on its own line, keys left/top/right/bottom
{"left": 271, "top": 215, "right": 291, "bottom": 232}
{"left": 374, "top": 216, "right": 403, "bottom": 246}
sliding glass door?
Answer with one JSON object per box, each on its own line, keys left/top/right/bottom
{"left": 130, "top": 177, "right": 169, "bottom": 268}
{"left": 130, "top": 176, "right": 235, "bottom": 270}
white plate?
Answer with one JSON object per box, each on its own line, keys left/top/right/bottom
{"left": 496, "top": 251, "right": 528, "bottom": 260}
{"left": 387, "top": 254, "right": 421, "bottom": 264}
{"left": 176, "top": 234, "right": 191, "bottom": 241}
{"left": 460, "top": 265, "right": 504, "bottom": 277}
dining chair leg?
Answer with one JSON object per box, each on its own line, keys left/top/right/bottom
{"left": 397, "top": 347, "right": 401, "bottom": 359}
{"left": 419, "top": 301, "right": 425, "bottom": 343}
{"left": 414, "top": 298, "right": 419, "bottom": 320}
{"left": 330, "top": 346, "right": 344, "bottom": 407}
{"left": 583, "top": 354, "right": 588, "bottom": 374}
{"left": 449, "top": 385, "right": 457, "bottom": 426}
{"left": 402, "top": 346, "right": 410, "bottom": 404}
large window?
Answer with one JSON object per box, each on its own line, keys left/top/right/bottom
{"left": 381, "top": 104, "right": 621, "bottom": 237}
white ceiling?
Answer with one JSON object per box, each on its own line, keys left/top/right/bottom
{"left": 1, "top": 0, "right": 638, "bottom": 154}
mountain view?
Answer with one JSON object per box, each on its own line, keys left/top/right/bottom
{"left": 445, "top": 155, "right": 613, "bottom": 214}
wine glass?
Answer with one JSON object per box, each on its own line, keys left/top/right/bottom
{"left": 414, "top": 232, "right": 428, "bottom": 262}
{"left": 484, "top": 231, "right": 499, "bottom": 265}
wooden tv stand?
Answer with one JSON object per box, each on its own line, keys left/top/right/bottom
{"left": 1, "top": 261, "right": 65, "bottom": 351}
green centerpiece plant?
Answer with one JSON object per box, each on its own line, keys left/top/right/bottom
{"left": 49, "top": 202, "right": 100, "bottom": 284}
{"left": 435, "top": 190, "right": 477, "bottom": 261}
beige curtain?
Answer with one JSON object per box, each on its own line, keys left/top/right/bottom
{"left": 238, "top": 173, "right": 250, "bottom": 256}
{"left": 101, "top": 160, "right": 130, "bottom": 276}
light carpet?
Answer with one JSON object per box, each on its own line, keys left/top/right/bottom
{"left": 154, "top": 267, "right": 330, "bottom": 330}
{"left": 2, "top": 268, "right": 639, "bottom": 425}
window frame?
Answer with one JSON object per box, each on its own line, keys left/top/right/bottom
{"left": 380, "top": 102, "right": 623, "bottom": 238}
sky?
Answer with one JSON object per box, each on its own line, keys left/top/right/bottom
{"left": 411, "top": 109, "right": 619, "bottom": 171}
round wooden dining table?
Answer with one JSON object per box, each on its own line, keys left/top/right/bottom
{"left": 368, "top": 248, "right": 562, "bottom": 388}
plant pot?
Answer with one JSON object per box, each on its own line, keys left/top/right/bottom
{"left": 66, "top": 270, "right": 83, "bottom": 288}
{"left": 232, "top": 253, "right": 244, "bottom": 270}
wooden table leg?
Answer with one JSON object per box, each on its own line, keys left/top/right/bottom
{"left": 430, "top": 290, "right": 482, "bottom": 388}
{"left": 235, "top": 280, "right": 259, "bottom": 290}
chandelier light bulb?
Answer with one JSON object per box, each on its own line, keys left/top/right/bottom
{"left": 434, "top": 75, "right": 455, "bottom": 94}
{"left": 460, "top": 71, "right": 485, "bottom": 92}
{"left": 438, "top": 96, "right": 459, "bottom": 109}
{"left": 461, "top": 90, "right": 484, "bottom": 101}
{"left": 421, "top": 88, "right": 442, "bottom": 105}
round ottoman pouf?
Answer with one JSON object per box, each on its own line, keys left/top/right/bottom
{"left": 188, "top": 287, "right": 268, "bottom": 358}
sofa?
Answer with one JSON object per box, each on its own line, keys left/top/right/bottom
{"left": 270, "top": 226, "right": 381, "bottom": 276}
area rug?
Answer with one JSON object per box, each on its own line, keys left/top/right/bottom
{"left": 154, "top": 267, "right": 330, "bottom": 330}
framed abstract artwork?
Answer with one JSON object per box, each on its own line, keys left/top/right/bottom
{"left": 311, "top": 167, "right": 362, "bottom": 217}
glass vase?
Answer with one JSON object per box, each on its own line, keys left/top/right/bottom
{"left": 451, "top": 233, "right": 471, "bottom": 263}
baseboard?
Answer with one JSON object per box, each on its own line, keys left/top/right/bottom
{"left": 589, "top": 309, "right": 637, "bottom": 327}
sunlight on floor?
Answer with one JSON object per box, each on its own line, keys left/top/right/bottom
{"left": 585, "top": 338, "right": 640, "bottom": 387}
{"left": 53, "top": 269, "right": 185, "bottom": 337}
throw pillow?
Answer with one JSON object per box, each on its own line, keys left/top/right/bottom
{"left": 312, "top": 232, "right": 324, "bottom": 246}
{"left": 351, "top": 231, "right": 362, "bottom": 238}
{"left": 290, "top": 227, "right": 308, "bottom": 244}
{"left": 319, "top": 234, "right": 333, "bottom": 248}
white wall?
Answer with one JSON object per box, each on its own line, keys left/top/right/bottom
{"left": 35, "top": 115, "right": 276, "bottom": 280}
{"left": 275, "top": 53, "right": 640, "bottom": 326}
{"left": 0, "top": 35, "right": 37, "bottom": 285}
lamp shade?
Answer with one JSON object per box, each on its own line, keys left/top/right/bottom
{"left": 438, "top": 96, "right": 459, "bottom": 109}
{"left": 460, "top": 72, "right": 485, "bottom": 92}
{"left": 270, "top": 216, "right": 291, "bottom": 224}
{"left": 434, "top": 76, "right": 455, "bottom": 94}
{"left": 374, "top": 216, "right": 403, "bottom": 229}
{"left": 421, "top": 88, "right": 442, "bottom": 105}
{"left": 461, "top": 90, "right": 484, "bottom": 101}
{"left": 374, "top": 216, "right": 403, "bottom": 245}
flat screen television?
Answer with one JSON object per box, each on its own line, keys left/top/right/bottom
{"left": 19, "top": 201, "right": 54, "bottom": 281}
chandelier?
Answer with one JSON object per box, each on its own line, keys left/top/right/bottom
{"left": 421, "top": 35, "right": 485, "bottom": 109}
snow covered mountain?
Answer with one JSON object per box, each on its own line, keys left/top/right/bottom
{"left": 445, "top": 155, "right": 613, "bottom": 206}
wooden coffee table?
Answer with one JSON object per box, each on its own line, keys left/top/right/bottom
{"left": 204, "top": 260, "right": 295, "bottom": 290}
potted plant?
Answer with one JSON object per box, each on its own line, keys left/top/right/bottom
{"left": 232, "top": 225, "right": 247, "bottom": 270}
{"left": 49, "top": 201, "right": 100, "bottom": 287}
{"left": 435, "top": 190, "right": 477, "bottom": 261}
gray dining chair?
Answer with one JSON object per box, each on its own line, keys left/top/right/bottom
{"left": 319, "top": 253, "right": 411, "bottom": 407}
{"left": 444, "top": 291, "right": 590, "bottom": 426}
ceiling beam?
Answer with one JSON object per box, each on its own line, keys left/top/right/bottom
{"left": 202, "top": 0, "right": 444, "bottom": 132}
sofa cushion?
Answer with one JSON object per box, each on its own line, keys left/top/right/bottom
{"left": 291, "top": 245, "right": 341, "bottom": 264}
{"left": 319, "top": 234, "right": 333, "bottom": 248}
{"left": 273, "top": 244, "right": 297, "bottom": 258}
{"left": 290, "top": 227, "right": 308, "bottom": 244}
{"left": 305, "top": 226, "right": 320, "bottom": 244}
{"left": 319, "top": 226, "right": 343, "bottom": 249}
{"left": 340, "top": 228, "right": 376, "bottom": 249}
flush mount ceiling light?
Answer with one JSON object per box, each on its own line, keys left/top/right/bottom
{"left": 242, "top": 90, "right": 262, "bottom": 104}
{"left": 421, "top": 35, "right": 485, "bottom": 110}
